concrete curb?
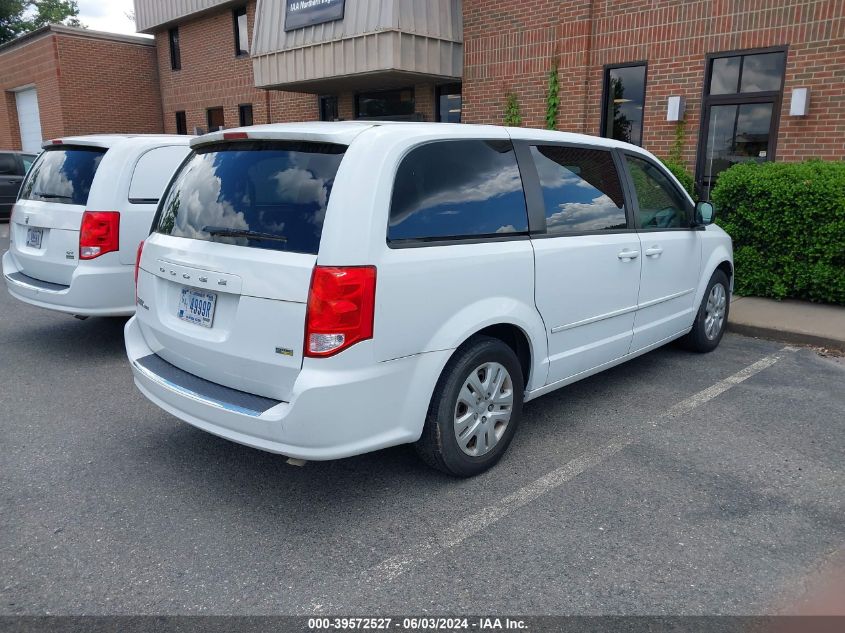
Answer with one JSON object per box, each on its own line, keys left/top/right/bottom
{"left": 728, "top": 322, "right": 845, "bottom": 352}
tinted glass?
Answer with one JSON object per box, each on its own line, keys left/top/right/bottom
{"left": 156, "top": 141, "right": 346, "bottom": 255}
{"left": 388, "top": 140, "right": 527, "bottom": 242}
{"left": 235, "top": 7, "right": 249, "bottom": 55}
{"left": 175, "top": 111, "right": 187, "bottom": 135}
{"left": 702, "top": 102, "right": 774, "bottom": 190}
{"left": 21, "top": 155, "right": 36, "bottom": 172}
{"left": 740, "top": 52, "right": 785, "bottom": 93}
{"left": 207, "top": 108, "right": 224, "bottom": 132}
{"left": 356, "top": 89, "right": 414, "bottom": 119}
{"left": 169, "top": 28, "right": 180, "bottom": 70}
{"left": 710, "top": 56, "right": 740, "bottom": 94}
{"left": 603, "top": 65, "right": 646, "bottom": 145}
{"left": 530, "top": 146, "right": 627, "bottom": 233}
{"left": 0, "top": 154, "right": 16, "bottom": 175}
{"left": 626, "top": 156, "right": 690, "bottom": 229}
{"left": 239, "top": 104, "right": 254, "bottom": 127}
{"left": 19, "top": 147, "right": 106, "bottom": 205}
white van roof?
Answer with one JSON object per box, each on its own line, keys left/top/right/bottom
{"left": 44, "top": 134, "right": 194, "bottom": 150}
{"left": 191, "top": 121, "right": 643, "bottom": 153}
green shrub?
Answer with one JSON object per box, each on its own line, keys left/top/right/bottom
{"left": 711, "top": 160, "right": 845, "bottom": 304}
{"left": 661, "top": 159, "right": 696, "bottom": 197}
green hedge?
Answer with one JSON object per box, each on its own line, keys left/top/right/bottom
{"left": 711, "top": 160, "right": 845, "bottom": 304}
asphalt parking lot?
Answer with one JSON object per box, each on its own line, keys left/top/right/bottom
{"left": 1, "top": 224, "right": 843, "bottom": 616}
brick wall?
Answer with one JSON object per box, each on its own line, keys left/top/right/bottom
{"left": 464, "top": 0, "right": 845, "bottom": 169}
{"left": 55, "top": 34, "right": 163, "bottom": 136}
{"left": 155, "top": 0, "right": 317, "bottom": 133}
{"left": 1, "top": 29, "right": 163, "bottom": 150}
{"left": 0, "top": 33, "right": 62, "bottom": 149}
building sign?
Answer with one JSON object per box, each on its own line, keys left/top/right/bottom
{"left": 285, "top": 0, "right": 345, "bottom": 31}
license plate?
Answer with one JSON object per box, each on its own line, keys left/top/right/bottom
{"left": 178, "top": 287, "right": 217, "bottom": 328}
{"left": 26, "top": 228, "right": 43, "bottom": 249}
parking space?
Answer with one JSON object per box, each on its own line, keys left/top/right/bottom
{"left": 1, "top": 229, "right": 843, "bottom": 616}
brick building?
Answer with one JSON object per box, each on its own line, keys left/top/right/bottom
{"left": 463, "top": 0, "right": 845, "bottom": 195}
{"left": 0, "top": 25, "right": 163, "bottom": 152}
{"left": 1, "top": 1, "right": 842, "bottom": 196}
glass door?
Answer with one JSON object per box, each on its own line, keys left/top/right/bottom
{"left": 696, "top": 49, "right": 786, "bottom": 198}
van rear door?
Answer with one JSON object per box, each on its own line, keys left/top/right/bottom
{"left": 135, "top": 139, "right": 347, "bottom": 402}
{"left": 10, "top": 146, "right": 106, "bottom": 285}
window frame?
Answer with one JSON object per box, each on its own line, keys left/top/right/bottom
{"left": 168, "top": 27, "right": 181, "bottom": 71}
{"left": 599, "top": 61, "right": 648, "bottom": 146}
{"left": 175, "top": 111, "right": 187, "bottom": 135}
{"left": 513, "top": 141, "right": 637, "bottom": 238}
{"left": 619, "top": 150, "right": 697, "bottom": 233}
{"left": 355, "top": 87, "right": 415, "bottom": 121}
{"left": 206, "top": 107, "right": 225, "bottom": 132}
{"left": 695, "top": 46, "right": 787, "bottom": 197}
{"left": 435, "top": 83, "right": 463, "bottom": 123}
{"left": 238, "top": 103, "right": 253, "bottom": 127}
{"left": 385, "top": 138, "right": 533, "bottom": 249}
{"left": 233, "top": 5, "right": 249, "bottom": 57}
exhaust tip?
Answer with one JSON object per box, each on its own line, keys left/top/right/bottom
{"left": 286, "top": 458, "right": 308, "bottom": 467}
{"left": 73, "top": 315, "right": 89, "bottom": 321}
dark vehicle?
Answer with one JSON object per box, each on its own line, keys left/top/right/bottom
{"left": 0, "top": 151, "right": 37, "bottom": 221}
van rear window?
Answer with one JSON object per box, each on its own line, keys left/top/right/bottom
{"left": 19, "top": 147, "right": 106, "bottom": 206}
{"left": 155, "top": 141, "right": 346, "bottom": 255}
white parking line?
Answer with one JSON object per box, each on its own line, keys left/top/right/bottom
{"left": 357, "top": 346, "right": 796, "bottom": 589}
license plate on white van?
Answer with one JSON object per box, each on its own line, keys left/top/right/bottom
{"left": 26, "top": 228, "right": 43, "bottom": 249}
{"left": 178, "top": 287, "right": 217, "bottom": 328}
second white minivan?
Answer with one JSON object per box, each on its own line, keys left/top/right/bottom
{"left": 3, "top": 135, "right": 192, "bottom": 317}
{"left": 126, "top": 122, "right": 732, "bottom": 477}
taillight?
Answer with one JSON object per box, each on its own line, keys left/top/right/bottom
{"left": 79, "top": 211, "right": 120, "bottom": 259}
{"left": 134, "top": 240, "right": 145, "bottom": 290}
{"left": 305, "top": 266, "right": 376, "bottom": 358}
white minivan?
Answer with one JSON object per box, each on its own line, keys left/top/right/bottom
{"left": 126, "top": 122, "right": 732, "bottom": 477}
{"left": 3, "top": 135, "right": 192, "bottom": 317}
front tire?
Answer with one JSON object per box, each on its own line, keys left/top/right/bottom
{"left": 681, "top": 269, "right": 730, "bottom": 353}
{"left": 415, "top": 336, "right": 524, "bottom": 477}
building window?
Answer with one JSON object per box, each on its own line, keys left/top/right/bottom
{"left": 601, "top": 63, "right": 647, "bottom": 146}
{"left": 233, "top": 6, "right": 249, "bottom": 56}
{"left": 168, "top": 27, "right": 181, "bottom": 70}
{"left": 238, "top": 104, "right": 253, "bottom": 127}
{"left": 697, "top": 47, "right": 786, "bottom": 197}
{"left": 319, "top": 96, "right": 338, "bottom": 121}
{"left": 355, "top": 88, "right": 415, "bottom": 120}
{"left": 207, "top": 107, "right": 225, "bottom": 132}
{"left": 175, "top": 111, "right": 187, "bottom": 135}
{"left": 436, "top": 83, "right": 462, "bottom": 123}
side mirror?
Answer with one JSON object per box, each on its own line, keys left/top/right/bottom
{"left": 695, "top": 201, "right": 716, "bottom": 225}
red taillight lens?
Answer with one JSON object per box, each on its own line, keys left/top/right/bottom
{"left": 134, "top": 240, "right": 145, "bottom": 290}
{"left": 305, "top": 266, "right": 376, "bottom": 358}
{"left": 79, "top": 211, "right": 120, "bottom": 260}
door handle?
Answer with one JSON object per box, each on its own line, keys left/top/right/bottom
{"left": 617, "top": 249, "right": 640, "bottom": 261}
{"left": 644, "top": 246, "right": 664, "bottom": 257}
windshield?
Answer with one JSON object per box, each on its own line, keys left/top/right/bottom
{"left": 155, "top": 141, "right": 346, "bottom": 255}
{"left": 19, "top": 147, "right": 106, "bottom": 205}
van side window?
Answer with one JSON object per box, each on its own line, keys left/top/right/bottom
{"left": 625, "top": 155, "right": 691, "bottom": 229}
{"left": 388, "top": 140, "right": 528, "bottom": 243}
{"left": 530, "top": 146, "right": 627, "bottom": 234}
{"left": 129, "top": 146, "right": 191, "bottom": 204}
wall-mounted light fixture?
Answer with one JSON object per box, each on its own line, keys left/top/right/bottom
{"left": 790, "top": 87, "right": 810, "bottom": 116}
{"left": 666, "top": 96, "right": 685, "bottom": 122}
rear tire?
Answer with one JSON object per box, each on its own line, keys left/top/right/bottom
{"left": 681, "top": 269, "right": 730, "bottom": 353}
{"left": 415, "top": 336, "right": 524, "bottom": 477}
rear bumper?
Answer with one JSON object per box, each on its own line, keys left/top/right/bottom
{"left": 2, "top": 250, "right": 135, "bottom": 316}
{"left": 125, "top": 316, "right": 451, "bottom": 461}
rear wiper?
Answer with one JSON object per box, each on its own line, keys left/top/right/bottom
{"left": 34, "top": 192, "right": 73, "bottom": 200}
{"left": 202, "top": 226, "right": 288, "bottom": 243}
